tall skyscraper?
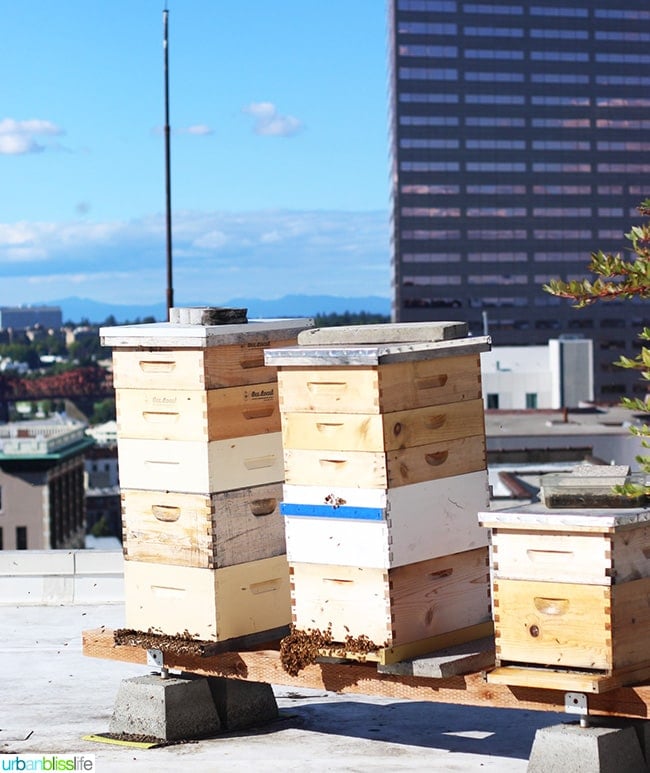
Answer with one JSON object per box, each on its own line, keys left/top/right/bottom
{"left": 389, "top": 1, "right": 650, "bottom": 403}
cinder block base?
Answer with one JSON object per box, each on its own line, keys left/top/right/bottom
{"left": 206, "top": 677, "right": 278, "bottom": 731}
{"left": 527, "top": 722, "right": 647, "bottom": 773}
{"left": 109, "top": 675, "right": 221, "bottom": 742}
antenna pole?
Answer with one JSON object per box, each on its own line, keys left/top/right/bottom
{"left": 163, "top": 7, "right": 173, "bottom": 319}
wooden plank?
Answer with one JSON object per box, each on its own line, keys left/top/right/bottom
{"left": 283, "top": 473, "right": 489, "bottom": 568}
{"left": 117, "top": 434, "right": 284, "bottom": 493}
{"left": 121, "top": 483, "right": 285, "bottom": 568}
{"left": 487, "top": 666, "right": 616, "bottom": 694}
{"left": 111, "top": 337, "right": 298, "bottom": 390}
{"left": 115, "top": 383, "right": 280, "bottom": 442}
{"left": 494, "top": 578, "right": 613, "bottom": 671}
{"left": 283, "top": 434, "right": 486, "bottom": 489}
{"left": 83, "top": 626, "right": 650, "bottom": 719}
{"left": 378, "top": 635, "right": 495, "bottom": 677}
{"left": 488, "top": 662, "right": 650, "bottom": 695}
{"left": 277, "top": 354, "right": 483, "bottom": 414}
{"left": 280, "top": 398, "right": 485, "bottom": 452}
{"left": 492, "top": 529, "right": 612, "bottom": 585}
{"left": 124, "top": 555, "right": 291, "bottom": 642}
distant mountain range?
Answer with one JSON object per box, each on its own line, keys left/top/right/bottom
{"left": 47, "top": 295, "right": 391, "bottom": 324}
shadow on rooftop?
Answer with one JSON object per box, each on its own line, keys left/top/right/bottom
{"left": 229, "top": 697, "right": 565, "bottom": 761}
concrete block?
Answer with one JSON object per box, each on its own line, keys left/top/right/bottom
{"left": 109, "top": 675, "right": 221, "bottom": 742}
{"left": 590, "top": 717, "right": 650, "bottom": 764}
{"left": 527, "top": 722, "right": 648, "bottom": 773}
{"left": 205, "top": 677, "right": 278, "bottom": 731}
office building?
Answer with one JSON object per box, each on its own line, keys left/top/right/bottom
{"left": 0, "top": 419, "right": 94, "bottom": 549}
{"left": 389, "top": 0, "right": 650, "bottom": 402}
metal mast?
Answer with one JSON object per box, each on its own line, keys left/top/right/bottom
{"left": 163, "top": 7, "right": 173, "bottom": 318}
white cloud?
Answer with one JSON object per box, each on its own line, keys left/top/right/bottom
{"left": 0, "top": 118, "right": 64, "bottom": 155}
{"left": 178, "top": 124, "right": 214, "bottom": 136}
{"left": 243, "top": 102, "right": 303, "bottom": 137}
{"left": 193, "top": 229, "right": 228, "bottom": 249}
{"left": 0, "top": 209, "right": 390, "bottom": 305}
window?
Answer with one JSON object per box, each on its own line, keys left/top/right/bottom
{"left": 0, "top": 527, "right": 3, "bottom": 550}
{"left": 16, "top": 527, "right": 27, "bottom": 550}
{"left": 487, "top": 394, "right": 500, "bottom": 409}
{"left": 526, "top": 393, "right": 538, "bottom": 409}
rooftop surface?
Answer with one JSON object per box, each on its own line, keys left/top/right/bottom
{"left": 0, "top": 600, "right": 569, "bottom": 772}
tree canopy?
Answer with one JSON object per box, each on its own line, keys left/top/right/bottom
{"left": 544, "top": 199, "right": 650, "bottom": 490}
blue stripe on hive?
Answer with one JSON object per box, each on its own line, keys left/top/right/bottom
{"left": 280, "top": 502, "right": 384, "bottom": 521}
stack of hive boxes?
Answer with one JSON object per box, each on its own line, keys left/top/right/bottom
{"left": 100, "top": 309, "right": 312, "bottom": 644}
{"left": 481, "top": 502, "right": 650, "bottom": 688}
{"left": 265, "top": 322, "right": 493, "bottom": 660}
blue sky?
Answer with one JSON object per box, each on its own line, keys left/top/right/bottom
{"left": 0, "top": 1, "right": 390, "bottom": 308}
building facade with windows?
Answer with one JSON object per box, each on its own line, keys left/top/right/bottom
{"left": 0, "top": 419, "right": 94, "bottom": 550}
{"left": 0, "top": 306, "right": 62, "bottom": 331}
{"left": 389, "top": 0, "right": 650, "bottom": 402}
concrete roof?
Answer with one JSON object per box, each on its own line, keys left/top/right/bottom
{"left": 1, "top": 600, "right": 569, "bottom": 772}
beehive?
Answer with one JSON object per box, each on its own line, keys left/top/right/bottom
{"left": 101, "top": 310, "right": 312, "bottom": 642}
{"left": 480, "top": 503, "right": 650, "bottom": 677}
{"left": 265, "top": 322, "right": 493, "bottom": 657}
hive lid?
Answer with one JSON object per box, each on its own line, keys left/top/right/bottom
{"left": 100, "top": 309, "right": 314, "bottom": 348}
{"left": 297, "top": 321, "right": 468, "bottom": 346}
{"left": 264, "top": 334, "right": 491, "bottom": 367}
{"left": 479, "top": 501, "right": 650, "bottom": 531}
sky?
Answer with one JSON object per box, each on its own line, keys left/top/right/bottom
{"left": 0, "top": 1, "right": 391, "bottom": 310}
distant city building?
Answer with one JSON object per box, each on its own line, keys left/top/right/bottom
{"left": 388, "top": 1, "right": 650, "bottom": 403}
{"left": 84, "top": 424, "right": 121, "bottom": 541}
{"left": 0, "top": 306, "right": 62, "bottom": 331}
{"left": 0, "top": 418, "right": 94, "bottom": 549}
{"left": 86, "top": 420, "right": 118, "bottom": 448}
{"left": 481, "top": 337, "right": 594, "bottom": 410}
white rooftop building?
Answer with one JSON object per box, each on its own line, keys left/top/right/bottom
{"left": 481, "top": 338, "right": 594, "bottom": 410}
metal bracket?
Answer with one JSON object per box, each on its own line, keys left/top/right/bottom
{"left": 146, "top": 648, "right": 164, "bottom": 668}
{"left": 146, "top": 648, "right": 170, "bottom": 678}
{"left": 565, "top": 692, "right": 589, "bottom": 727}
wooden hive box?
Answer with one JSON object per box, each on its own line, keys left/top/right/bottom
{"left": 282, "top": 471, "right": 489, "bottom": 568}
{"left": 275, "top": 353, "right": 485, "bottom": 415}
{"left": 480, "top": 504, "right": 650, "bottom": 678}
{"left": 116, "top": 433, "right": 284, "bottom": 493}
{"left": 115, "top": 382, "right": 280, "bottom": 442}
{"left": 124, "top": 554, "right": 291, "bottom": 643}
{"left": 283, "top": 434, "right": 486, "bottom": 489}
{"left": 265, "top": 323, "right": 490, "bottom": 416}
{"left": 121, "top": 482, "right": 285, "bottom": 569}
{"left": 289, "top": 546, "right": 491, "bottom": 651}
{"left": 101, "top": 317, "right": 313, "bottom": 391}
{"left": 280, "top": 398, "right": 485, "bottom": 452}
